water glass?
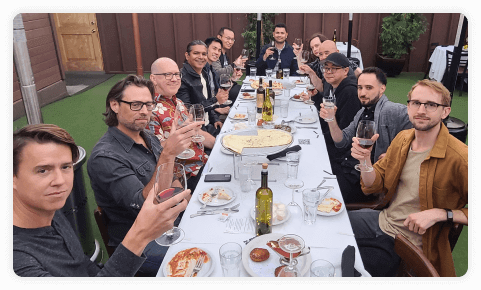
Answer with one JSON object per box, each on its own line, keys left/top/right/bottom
{"left": 219, "top": 242, "right": 243, "bottom": 277}
{"left": 310, "top": 259, "right": 335, "bottom": 277}
{"left": 323, "top": 94, "right": 336, "bottom": 122}
{"left": 302, "top": 188, "right": 321, "bottom": 225}
{"left": 286, "top": 151, "right": 300, "bottom": 179}
{"left": 239, "top": 163, "right": 251, "bottom": 193}
{"left": 283, "top": 68, "right": 290, "bottom": 80}
{"left": 250, "top": 67, "right": 257, "bottom": 78}
{"left": 281, "top": 99, "right": 289, "bottom": 118}
{"left": 266, "top": 69, "right": 273, "bottom": 80}
{"left": 247, "top": 105, "right": 256, "bottom": 126}
{"left": 263, "top": 121, "right": 275, "bottom": 129}
{"left": 233, "top": 153, "right": 241, "bottom": 180}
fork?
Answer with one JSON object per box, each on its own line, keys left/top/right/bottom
{"left": 200, "top": 187, "right": 219, "bottom": 209}
{"left": 190, "top": 255, "right": 205, "bottom": 277}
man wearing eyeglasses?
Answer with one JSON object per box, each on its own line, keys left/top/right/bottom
{"left": 348, "top": 79, "right": 468, "bottom": 277}
{"left": 87, "top": 75, "right": 203, "bottom": 276}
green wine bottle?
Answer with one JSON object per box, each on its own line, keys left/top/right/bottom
{"left": 262, "top": 80, "right": 273, "bottom": 122}
{"left": 255, "top": 163, "right": 273, "bottom": 236}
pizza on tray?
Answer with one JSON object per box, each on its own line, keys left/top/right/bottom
{"left": 222, "top": 129, "right": 292, "bottom": 154}
{"left": 167, "top": 247, "right": 210, "bottom": 277}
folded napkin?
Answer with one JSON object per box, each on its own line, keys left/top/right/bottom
{"left": 341, "top": 245, "right": 362, "bottom": 277}
{"left": 266, "top": 145, "right": 302, "bottom": 161}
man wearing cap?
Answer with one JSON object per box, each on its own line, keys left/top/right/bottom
{"left": 318, "top": 52, "right": 363, "bottom": 203}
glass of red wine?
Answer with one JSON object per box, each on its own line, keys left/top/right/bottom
{"left": 218, "top": 74, "right": 233, "bottom": 106}
{"left": 269, "top": 41, "right": 276, "bottom": 60}
{"left": 354, "top": 120, "right": 376, "bottom": 172}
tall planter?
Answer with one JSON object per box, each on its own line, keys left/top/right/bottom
{"left": 375, "top": 53, "right": 406, "bottom": 77}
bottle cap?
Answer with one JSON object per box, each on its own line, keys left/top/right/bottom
{"left": 262, "top": 163, "right": 268, "bottom": 169}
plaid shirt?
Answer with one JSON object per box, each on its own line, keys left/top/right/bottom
{"left": 148, "top": 94, "right": 208, "bottom": 177}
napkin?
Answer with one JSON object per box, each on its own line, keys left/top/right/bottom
{"left": 266, "top": 145, "right": 302, "bottom": 161}
{"left": 341, "top": 245, "right": 362, "bottom": 277}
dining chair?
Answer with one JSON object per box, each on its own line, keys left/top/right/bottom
{"left": 423, "top": 42, "right": 439, "bottom": 79}
{"left": 93, "top": 206, "right": 115, "bottom": 257}
{"left": 394, "top": 233, "right": 440, "bottom": 277}
{"left": 444, "top": 50, "right": 468, "bottom": 96}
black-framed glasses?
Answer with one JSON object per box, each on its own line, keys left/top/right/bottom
{"left": 223, "top": 36, "right": 235, "bottom": 42}
{"left": 152, "top": 72, "right": 182, "bottom": 80}
{"left": 407, "top": 100, "right": 447, "bottom": 112}
{"left": 321, "top": 66, "right": 344, "bottom": 73}
{"left": 118, "top": 100, "right": 157, "bottom": 111}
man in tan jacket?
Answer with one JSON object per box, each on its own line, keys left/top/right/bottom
{"left": 348, "top": 79, "right": 468, "bottom": 276}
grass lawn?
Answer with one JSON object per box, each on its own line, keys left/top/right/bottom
{"left": 12, "top": 72, "right": 468, "bottom": 276}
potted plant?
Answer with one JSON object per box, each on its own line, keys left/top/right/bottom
{"left": 376, "top": 13, "right": 428, "bottom": 77}
{"left": 241, "top": 13, "right": 277, "bottom": 74}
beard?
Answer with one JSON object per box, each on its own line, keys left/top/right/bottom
{"left": 359, "top": 94, "right": 381, "bottom": 108}
{"left": 411, "top": 114, "right": 441, "bottom": 132}
{"left": 118, "top": 114, "right": 150, "bottom": 132}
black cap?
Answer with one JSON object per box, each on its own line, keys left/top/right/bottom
{"left": 321, "top": 52, "right": 350, "bottom": 68}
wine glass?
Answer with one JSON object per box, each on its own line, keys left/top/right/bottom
{"left": 305, "top": 77, "right": 315, "bottom": 105}
{"left": 276, "top": 234, "right": 305, "bottom": 277}
{"left": 284, "top": 151, "right": 304, "bottom": 207}
{"left": 354, "top": 120, "right": 376, "bottom": 172}
{"left": 300, "top": 50, "right": 310, "bottom": 65}
{"left": 218, "top": 74, "right": 233, "bottom": 106}
{"left": 241, "top": 49, "right": 249, "bottom": 66}
{"left": 293, "top": 38, "right": 302, "bottom": 59}
{"left": 269, "top": 40, "right": 276, "bottom": 60}
{"left": 174, "top": 103, "right": 195, "bottom": 159}
{"left": 154, "top": 162, "right": 187, "bottom": 246}
{"left": 190, "top": 104, "right": 206, "bottom": 143}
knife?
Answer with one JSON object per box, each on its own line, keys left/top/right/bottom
{"left": 198, "top": 203, "right": 240, "bottom": 213}
{"left": 190, "top": 209, "right": 239, "bottom": 218}
{"left": 296, "top": 126, "right": 318, "bottom": 129}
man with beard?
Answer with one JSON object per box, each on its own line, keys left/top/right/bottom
{"left": 347, "top": 79, "right": 467, "bottom": 277}
{"left": 88, "top": 75, "right": 202, "bottom": 276}
{"left": 255, "top": 23, "right": 299, "bottom": 76}
{"left": 320, "top": 67, "right": 412, "bottom": 164}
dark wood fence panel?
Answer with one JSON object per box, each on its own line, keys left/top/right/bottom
{"left": 96, "top": 13, "right": 462, "bottom": 75}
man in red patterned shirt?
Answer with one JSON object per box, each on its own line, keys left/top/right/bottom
{"left": 149, "top": 57, "right": 215, "bottom": 191}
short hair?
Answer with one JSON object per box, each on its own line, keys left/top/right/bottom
{"left": 186, "top": 40, "right": 207, "bottom": 54}
{"left": 274, "top": 23, "right": 287, "bottom": 32}
{"left": 13, "top": 124, "right": 79, "bottom": 176}
{"left": 103, "top": 74, "right": 155, "bottom": 127}
{"left": 407, "top": 79, "right": 451, "bottom": 106}
{"left": 359, "top": 67, "right": 388, "bottom": 86}
{"left": 308, "top": 33, "right": 328, "bottom": 45}
{"left": 205, "top": 37, "right": 223, "bottom": 49}
{"left": 217, "top": 27, "right": 234, "bottom": 37}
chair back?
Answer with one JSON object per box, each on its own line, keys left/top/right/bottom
{"left": 94, "top": 206, "right": 115, "bottom": 257}
{"left": 448, "top": 223, "right": 464, "bottom": 252}
{"left": 394, "top": 233, "right": 440, "bottom": 277}
{"left": 446, "top": 50, "right": 468, "bottom": 73}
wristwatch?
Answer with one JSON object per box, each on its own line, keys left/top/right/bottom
{"left": 444, "top": 208, "right": 454, "bottom": 223}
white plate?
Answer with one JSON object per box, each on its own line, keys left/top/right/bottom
{"left": 290, "top": 96, "right": 305, "bottom": 102}
{"left": 317, "top": 195, "right": 345, "bottom": 217}
{"left": 249, "top": 204, "right": 291, "bottom": 226}
{"left": 294, "top": 116, "right": 317, "bottom": 124}
{"left": 163, "top": 246, "right": 215, "bottom": 277}
{"left": 242, "top": 233, "right": 312, "bottom": 277}
{"left": 240, "top": 94, "right": 256, "bottom": 100}
{"left": 229, "top": 113, "right": 248, "bottom": 120}
{"left": 197, "top": 186, "right": 237, "bottom": 206}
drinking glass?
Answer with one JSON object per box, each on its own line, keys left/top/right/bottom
{"left": 284, "top": 151, "right": 304, "bottom": 207}
{"left": 302, "top": 188, "right": 321, "bottom": 225}
{"left": 247, "top": 104, "right": 256, "bottom": 126}
{"left": 190, "top": 104, "right": 206, "bottom": 142}
{"left": 250, "top": 67, "right": 257, "bottom": 78}
{"left": 219, "top": 242, "right": 243, "bottom": 277}
{"left": 174, "top": 103, "right": 195, "bottom": 159}
{"left": 283, "top": 68, "right": 290, "bottom": 81}
{"left": 300, "top": 50, "right": 310, "bottom": 65}
{"left": 239, "top": 163, "right": 252, "bottom": 194}
{"left": 266, "top": 69, "right": 273, "bottom": 80}
{"left": 322, "top": 92, "right": 336, "bottom": 122}
{"left": 154, "top": 162, "right": 187, "bottom": 246}
{"left": 281, "top": 99, "right": 289, "bottom": 118}
{"left": 305, "top": 78, "right": 315, "bottom": 105}
{"left": 293, "top": 38, "right": 302, "bottom": 59}
{"left": 241, "top": 154, "right": 258, "bottom": 186}
{"left": 354, "top": 120, "right": 376, "bottom": 172}
{"left": 269, "top": 41, "right": 276, "bottom": 60}
{"left": 218, "top": 74, "right": 233, "bottom": 106}
{"left": 310, "top": 259, "right": 335, "bottom": 277}
{"left": 276, "top": 234, "right": 305, "bottom": 277}
{"left": 241, "top": 49, "right": 249, "bottom": 65}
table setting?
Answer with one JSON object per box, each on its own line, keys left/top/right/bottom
{"left": 156, "top": 76, "right": 371, "bottom": 278}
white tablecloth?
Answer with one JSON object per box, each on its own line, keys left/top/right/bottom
{"left": 157, "top": 77, "right": 370, "bottom": 278}
{"left": 428, "top": 45, "right": 468, "bottom": 82}
{"left": 337, "top": 42, "right": 364, "bottom": 70}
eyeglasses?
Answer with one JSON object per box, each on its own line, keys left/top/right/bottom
{"left": 152, "top": 72, "right": 182, "bottom": 80}
{"left": 223, "top": 36, "right": 235, "bottom": 42}
{"left": 118, "top": 100, "right": 157, "bottom": 111}
{"left": 407, "top": 100, "right": 447, "bottom": 112}
{"left": 321, "top": 66, "right": 344, "bottom": 73}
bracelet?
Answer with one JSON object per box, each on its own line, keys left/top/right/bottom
{"left": 444, "top": 208, "right": 453, "bottom": 223}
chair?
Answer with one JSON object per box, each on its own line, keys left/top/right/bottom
{"left": 444, "top": 50, "right": 468, "bottom": 96}
{"left": 423, "top": 42, "right": 439, "bottom": 79}
{"left": 94, "top": 206, "right": 115, "bottom": 257}
{"left": 394, "top": 233, "right": 440, "bottom": 277}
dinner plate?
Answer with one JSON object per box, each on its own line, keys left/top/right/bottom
{"left": 316, "top": 194, "right": 345, "bottom": 217}
{"left": 242, "top": 233, "right": 312, "bottom": 277}
{"left": 163, "top": 246, "right": 215, "bottom": 277}
{"left": 249, "top": 204, "right": 291, "bottom": 226}
{"left": 197, "top": 186, "right": 237, "bottom": 206}
{"left": 240, "top": 94, "right": 256, "bottom": 100}
{"left": 273, "top": 125, "right": 296, "bottom": 134}
{"left": 290, "top": 96, "right": 305, "bottom": 102}
{"left": 229, "top": 113, "right": 248, "bottom": 120}
{"left": 294, "top": 116, "right": 317, "bottom": 124}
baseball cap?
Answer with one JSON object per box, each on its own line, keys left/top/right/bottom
{"left": 321, "top": 52, "right": 350, "bottom": 68}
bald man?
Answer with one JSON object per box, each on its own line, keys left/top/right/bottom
{"left": 149, "top": 57, "right": 215, "bottom": 191}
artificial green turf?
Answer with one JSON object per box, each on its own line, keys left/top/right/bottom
{"left": 12, "top": 72, "right": 468, "bottom": 275}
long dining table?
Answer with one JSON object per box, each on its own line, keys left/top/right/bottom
{"left": 156, "top": 76, "right": 370, "bottom": 277}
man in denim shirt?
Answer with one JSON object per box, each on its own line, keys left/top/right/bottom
{"left": 87, "top": 75, "right": 203, "bottom": 276}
